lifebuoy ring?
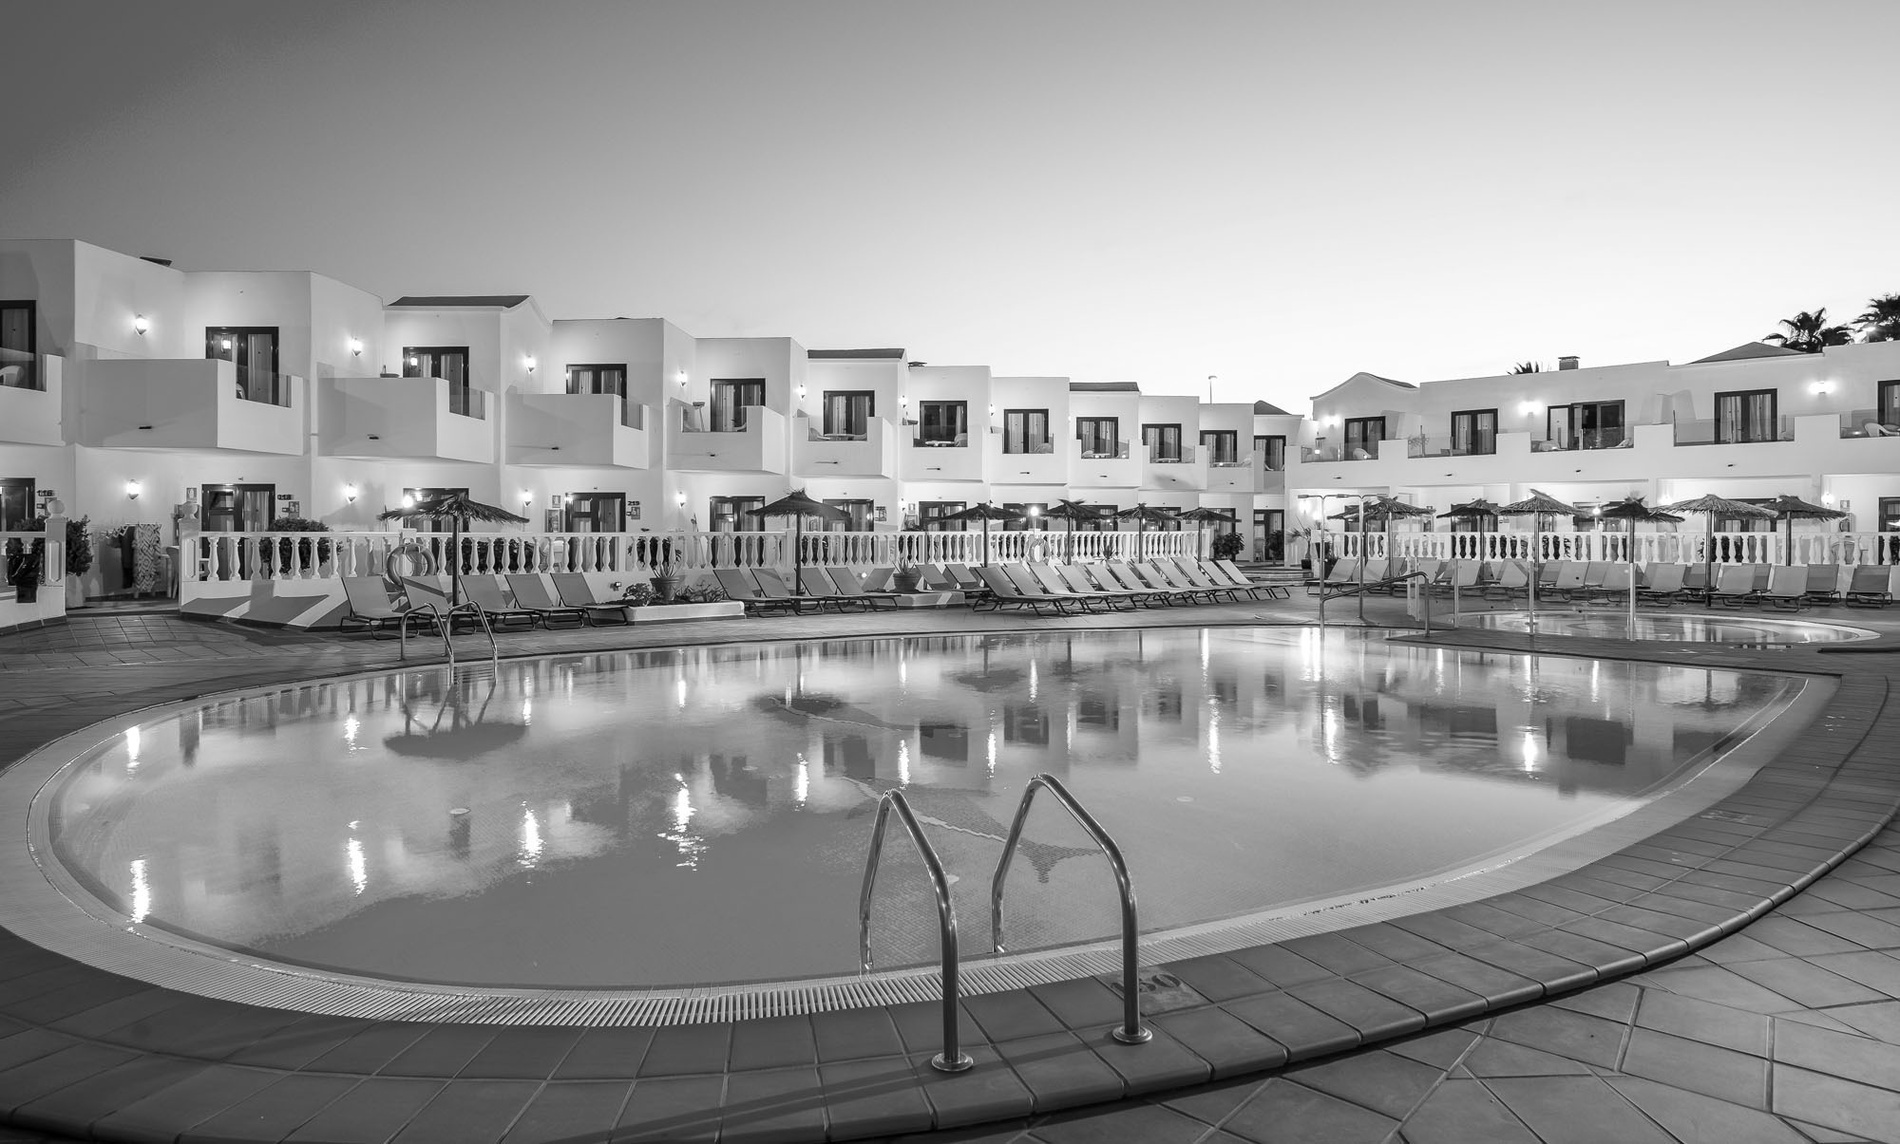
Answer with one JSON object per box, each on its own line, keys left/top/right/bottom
{"left": 383, "top": 540, "right": 436, "bottom": 592}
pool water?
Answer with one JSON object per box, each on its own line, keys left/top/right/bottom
{"left": 45, "top": 629, "right": 1800, "bottom": 988}
{"left": 1464, "top": 611, "right": 1875, "bottom": 644}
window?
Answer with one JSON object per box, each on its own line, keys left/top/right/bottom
{"left": 202, "top": 483, "right": 278, "bottom": 532}
{"left": 404, "top": 346, "right": 481, "bottom": 418}
{"left": 919, "top": 500, "right": 966, "bottom": 532}
{"left": 709, "top": 495, "right": 765, "bottom": 532}
{"left": 1343, "top": 417, "right": 1385, "bottom": 459}
{"left": 0, "top": 478, "right": 34, "bottom": 532}
{"left": 1254, "top": 434, "right": 1286, "bottom": 471}
{"left": 1546, "top": 400, "right": 1625, "bottom": 450}
{"left": 1002, "top": 409, "right": 1051, "bottom": 454}
{"left": 1881, "top": 498, "right": 1900, "bottom": 532}
{"left": 1879, "top": 381, "right": 1900, "bottom": 428}
{"left": 208, "top": 326, "right": 284, "bottom": 405}
{"left": 822, "top": 498, "right": 876, "bottom": 531}
{"left": 1142, "top": 423, "right": 1182, "bottom": 462}
{"left": 1450, "top": 409, "right": 1498, "bottom": 456}
{"left": 916, "top": 400, "right": 968, "bottom": 445}
{"left": 1254, "top": 508, "right": 1284, "bottom": 562}
{"left": 0, "top": 301, "right": 36, "bottom": 390}
{"left": 1199, "top": 429, "right": 1238, "bottom": 464}
{"left": 822, "top": 391, "right": 874, "bottom": 438}
{"left": 1076, "top": 417, "right": 1120, "bottom": 457}
{"left": 563, "top": 492, "right": 626, "bottom": 533}
{"left": 710, "top": 379, "right": 766, "bottom": 432}
{"left": 566, "top": 364, "right": 626, "bottom": 397}
{"left": 1715, "top": 497, "right": 1777, "bottom": 533}
{"left": 1715, "top": 388, "right": 1778, "bottom": 444}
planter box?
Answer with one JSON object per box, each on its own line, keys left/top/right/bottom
{"left": 627, "top": 601, "right": 745, "bottom": 624}
{"left": 893, "top": 591, "right": 966, "bottom": 608}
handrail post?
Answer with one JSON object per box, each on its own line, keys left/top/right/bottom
{"left": 992, "top": 774, "right": 1151, "bottom": 1045}
{"left": 859, "top": 790, "right": 973, "bottom": 1073}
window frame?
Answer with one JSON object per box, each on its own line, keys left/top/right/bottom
{"left": 1879, "top": 380, "right": 1900, "bottom": 428}
{"left": 1002, "top": 408, "right": 1051, "bottom": 454}
{"left": 1142, "top": 422, "right": 1183, "bottom": 462}
{"left": 1254, "top": 434, "right": 1286, "bottom": 471}
{"left": 1076, "top": 416, "right": 1119, "bottom": 456}
{"left": 916, "top": 400, "right": 969, "bottom": 446}
{"left": 207, "top": 325, "right": 283, "bottom": 405}
{"left": 1343, "top": 416, "right": 1386, "bottom": 457}
{"left": 0, "top": 300, "right": 38, "bottom": 391}
{"left": 1199, "top": 429, "right": 1238, "bottom": 463}
{"left": 1449, "top": 407, "right": 1499, "bottom": 456}
{"left": 709, "top": 495, "right": 766, "bottom": 533}
{"left": 565, "top": 363, "right": 627, "bottom": 398}
{"left": 821, "top": 390, "right": 876, "bottom": 438}
{"left": 1714, "top": 388, "right": 1779, "bottom": 444}
{"left": 0, "top": 477, "right": 35, "bottom": 533}
{"left": 710, "top": 378, "right": 767, "bottom": 433}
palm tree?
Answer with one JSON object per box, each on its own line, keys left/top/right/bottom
{"left": 1508, "top": 361, "right": 1542, "bottom": 374}
{"left": 1764, "top": 308, "right": 1854, "bottom": 353}
{"left": 1855, "top": 294, "right": 1900, "bottom": 342}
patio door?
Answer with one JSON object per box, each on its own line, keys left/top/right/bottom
{"left": 200, "top": 484, "right": 276, "bottom": 532}
{"left": 1254, "top": 508, "right": 1284, "bottom": 562}
{"left": 920, "top": 501, "right": 965, "bottom": 532}
{"left": 399, "top": 486, "right": 469, "bottom": 533}
{"left": 206, "top": 326, "right": 281, "bottom": 404}
{"left": 711, "top": 379, "right": 766, "bottom": 432}
{"left": 822, "top": 498, "right": 875, "bottom": 531}
{"left": 709, "top": 496, "right": 765, "bottom": 532}
{"left": 0, "top": 478, "right": 34, "bottom": 532}
{"left": 564, "top": 493, "right": 626, "bottom": 533}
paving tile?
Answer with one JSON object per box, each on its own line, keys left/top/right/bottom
{"left": 389, "top": 1079, "right": 540, "bottom": 1144}
{"left": 1225, "top": 992, "right": 1359, "bottom": 1059}
{"left": 0, "top": 1043, "right": 142, "bottom": 1116}
{"left": 1635, "top": 964, "right": 1806, "bottom": 1014}
{"left": 1284, "top": 1048, "right": 1441, "bottom": 1119}
{"left": 1026, "top": 979, "right": 1127, "bottom": 1031}
{"left": 1772, "top": 1020, "right": 1900, "bottom": 1090}
{"left": 1518, "top": 929, "right": 1646, "bottom": 977}
{"left": 1805, "top": 950, "right": 1900, "bottom": 997}
{"left": 283, "top": 1077, "right": 444, "bottom": 1143}
{"left": 963, "top": 992, "right": 1066, "bottom": 1042}
{"left": 613, "top": 1075, "right": 725, "bottom": 1143}
{"left": 499, "top": 1081, "right": 632, "bottom": 1144}
{"left": 1399, "top": 1077, "right": 1541, "bottom": 1144}
{"left": 1284, "top": 979, "right": 1426, "bottom": 1043}
{"left": 1826, "top": 999, "right": 1900, "bottom": 1043}
{"left": 1149, "top": 1006, "right": 1286, "bottom": 1077}
{"left": 555, "top": 1028, "right": 655, "bottom": 1079}
{"left": 1337, "top": 922, "right": 1452, "bottom": 962}
{"left": 1462, "top": 940, "right": 1598, "bottom": 994}
{"left": 635, "top": 1023, "right": 731, "bottom": 1077}
{"left": 1724, "top": 956, "right": 1891, "bottom": 1008}
{"left": 8, "top": 1053, "right": 208, "bottom": 1136}
{"left": 1771, "top": 1064, "right": 1900, "bottom": 1142}
{"left": 460, "top": 1026, "right": 584, "bottom": 1079}
{"left": 1156, "top": 1076, "right": 1263, "bottom": 1126}
{"left": 1460, "top": 1036, "right": 1594, "bottom": 1077}
{"left": 1385, "top": 1027, "right": 1479, "bottom": 1071}
{"left": 1481, "top": 1075, "right": 1676, "bottom": 1144}
{"left": 180, "top": 1072, "right": 361, "bottom": 1144}
{"left": 1278, "top": 933, "right": 1395, "bottom": 976}
{"left": 91, "top": 1062, "right": 281, "bottom": 1143}
{"left": 1621, "top": 1027, "right": 1768, "bottom": 1108}
{"left": 1544, "top": 981, "right": 1640, "bottom": 1024}
{"left": 819, "top": 1056, "right": 933, "bottom": 1139}
{"left": 1222, "top": 944, "right": 1336, "bottom": 989}
{"left": 1083, "top": 1021, "right": 1209, "bottom": 1091}
{"left": 1409, "top": 952, "right": 1543, "bottom": 1008}
{"left": 991, "top": 1031, "right": 1124, "bottom": 1112}
{"left": 1486, "top": 1006, "right": 1627, "bottom": 1070}
{"left": 1160, "top": 954, "right": 1274, "bottom": 1002}
{"left": 378, "top": 1023, "right": 501, "bottom": 1079}
{"left": 719, "top": 1064, "right": 825, "bottom": 1144}
{"left": 909, "top": 1045, "right": 1034, "bottom": 1130}
{"left": 1779, "top": 1114, "right": 1870, "bottom": 1143}
{"left": 1802, "top": 911, "right": 1900, "bottom": 950}
{"left": 1035, "top": 1098, "right": 1208, "bottom": 1144}
{"left": 1218, "top": 1078, "right": 1398, "bottom": 1144}
{"left": 1349, "top": 964, "right": 1488, "bottom": 1024}
{"left": 226, "top": 1014, "right": 376, "bottom": 1070}
{"left": 1635, "top": 989, "right": 1770, "bottom": 1056}
{"left": 303, "top": 1021, "right": 433, "bottom": 1075}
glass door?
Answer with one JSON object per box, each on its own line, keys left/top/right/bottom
{"left": 0, "top": 478, "right": 34, "bottom": 531}
{"left": 200, "top": 484, "right": 276, "bottom": 532}
{"left": 563, "top": 493, "right": 626, "bottom": 533}
{"left": 404, "top": 347, "right": 476, "bottom": 417}
{"left": 1343, "top": 417, "right": 1385, "bottom": 458}
{"left": 711, "top": 380, "right": 766, "bottom": 432}
{"left": 1141, "top": 423, "right": 1182, "bottom": 461}
{"left": 1254, "top": 509, "right": 1284, "bottom": 562}
{"left": 822, "top": 392, "right": 874, "bottom": 438}
{"left": 822, "top": 498, "right": 876, "bottom": 531}
{"left": 1003, "top": 409, "right": 1050, "bottom": 454}
{"left": 709, "top": 496, "right": 765, "bottom": 532}
{"left": 1450, "top": 410, "right": 1497, "bottom": 455}
{"left": 206, "top": 326, "right": 280, "bottom": 404}
{"left": 920, "top": 501, "right": 965, "bottom": 532}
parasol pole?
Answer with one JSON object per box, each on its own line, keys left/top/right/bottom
{"left": 793, "top": 510, "right": 804, "bottom": 596}
{"left": 451, "top": 512, "right": 463, "bottom": 606}
{"left": 1357, "top": 494, "right": 1368, "bottom": 624}
{"left": 982, "top": 512, "right": 991, "bottom": 567}
{"left": 1627, "top": 515, "right": 1638, "bottom": 637}
{"left": 1705, "top": 515, "right": 1715, "bottom": 611}
{"left": 1527, "top": 511, "right": 1540, "bottom": 626}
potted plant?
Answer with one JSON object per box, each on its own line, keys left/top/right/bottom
{"left": 4, "top": 537, "right": 41, "bottom": 603}
{"left": 891, "top": 556, "right": 924, "bottom": 593}
{"left": 34, "top": 515, "right": 93, "bottom": 607}
{"left": 649, "top": 539, "right": 684, "bottom": 602}
{"left": 1210, "top": 531, "right": 1245, "bottom": 563}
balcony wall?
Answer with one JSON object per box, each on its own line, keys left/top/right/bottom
{"left": 320, "top": 376, "right": 494, "bottom": 463}
{"left": 77, "top": 358, "right": 304, "bottom": 455}
{"left": 984, "top": 431, "right": 1068, "bottom": 485}
{"left": 901, "top": 435, "right": 986, "bottom": 482}
{"left": 1069, "top": 440, "right": 1141, "bottom": 489}
{"left": 508, "top": 393, "right": 651, "bottom": 469}
{"left": 0, "top": 354, "right": 63, "bottom": 446}
{"left": 1142, "top": 444, "right": 1208, "bottom": 493}
{"left": 793, "top": 414, "right": 897, "bottom": 478}
{"left": 667, "top": 402, "right": 788, "bottom": 474}
{"left": 1205, "top": 456, "right": 1257, "bottom": 494}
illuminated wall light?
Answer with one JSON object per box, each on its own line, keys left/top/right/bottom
{"left": 1810, "top": 380, "right": 1835, "bottom": 395}
{"left": 525, "top": 355, "right": 537, "bottom": 375}
{"left": 675, "top": 491, "right": 687, "bottom": 506}
{"left": 520, "top": 489, "right": 533, "bottom": 506}
{"left": 124, "top": 479, "right": 141, "bottom": 501}
{"left": 1519, "top": 400, "right": 1543, "bottom": 416}
{"left": 132, "top": 314, "right": 149, "bottom": 336}
{"left": 676, "top": 370, "right": 689, "bottom": 387}
{"left": 348, "top": 337, "right": 363, "bottom": 356}
{"left": 220, "top": 338, "right": 233, "bottom": 351}
{"left": 401, "top": 493, "right": 416, "bottom": 510}
{"left": 344, "top": 482, "right": 358, "bottom": 504}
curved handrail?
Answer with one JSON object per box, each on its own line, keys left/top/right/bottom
{"left": 398, "top": 602, "right": 450, "bottom": 666}
{"left": 858, "top": 790, "right": 973, "bottom": 1073}
{"left": 452, "top": 600, "right": 500, "bottom": 669}
{"left": 991, "top": 773, "right": 1151, "bottom": 1045}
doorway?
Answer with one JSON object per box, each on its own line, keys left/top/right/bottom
{"left": 398, "top": 487, "right": 469, "bottom": 533}
{"left": 564, "top": 493, "right": 627, "bottom": 533}
{"left": 1254, "top": 508, "right": 1285, "bottom": 563}
{"left": 0, "top": 478, "right": 34, "bottom": 532}
{"left": 200, "top": 484, "right": 276, "bottom": 532}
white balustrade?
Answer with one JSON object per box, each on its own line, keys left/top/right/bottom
{"left": 1316, "top": 530, "right": 1899, "bottom": 568}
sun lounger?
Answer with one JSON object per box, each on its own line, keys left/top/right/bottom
{"left": 1166, "top": 558, "right": 1246, "bottom": 601}
{"left": 826, "top": 566, "right": 904, "bottom": 609}
{"left": 860, "top": 566, "right": 896, "bottom": 592}
{"left": 1578, "top": 562, "right": 1611, "bottom": 599}
{"left": 549, "top": 572, "right": 638, "bottom": 624}
{"left": 973, "top": 564, "right": 1075, "bottom": 615}
{"left": 507, "top": 574, "right": 591, "bottom": 627}
{"left": 753, "top": 568, "right": 828, "bottom": 613}
{"left": 798, "top": 567, "right": 872, "bottom": 611}
{"left": 1636, "top": 563, "right": 1685, "bottom": 605}
{"left": 1057, "top": 562, "right": 1147, "bottom": 607}
{"left": 1844, "top": 565, "right": 1891, "bottom": 608}
{"left": 712, "top": 568, "right": 799, "bottom": 615}
{"left": 1483, "top": 561, "right": 1530, "bottom": 601}
{"left": 1681, "top": 564, "right": 1711, "bottom": 604}
{"left": 1308, "top": 559, "right": 1355, "bottom": 595}
{"left": 1431, "top": 561, "right": 1481, "bottom": 597}
{"left": 1587, "top": 563, "right": 1633, "bottom": 602}
{"left": 1196, "top": 559, "right": 1274, "bottom": 600}
{"left": 1133, "top": 561, "right": 1224, "bottom": 603}
{"left": 1709, "top": 564, "right": 1761, "bottom": 608}
{"left": 340, "top": 576, "right": 439, "bottom": 636}
{"left": 1104, "top": 561, "right": 1195, "bottom": 604}
{"left": 1803, "top": 564, "right": 1842, "bottom": 604}
{"left": 1214, "top": 559, "right": 1291, "bottom": 599}
{"left": 1029, "top": 562, "right": 1128, "bottom": 610}
{"left": 917, "top": 563, "right": 961, "bottom": 591}
{"left": 1762, "top": 566, "right": 1810, "bottom": 611}
{"left": 460, "top": 574, "right": 542, "bottom": 628}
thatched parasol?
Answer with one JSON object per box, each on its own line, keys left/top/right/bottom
{"left": 378, "top": 490, "right": 529, "bottom": 606}
{"left": 1042, "top": 499, "right": 1107, "bottom": 562}
{"left": 1114, "top": 503, "right": 1182, "bottom": 561}
{"left": 1177, "top": 506, "right": 1238, "bottom": 559}
{"left": 1661, "top": 494, "right": 1778, "bottom": 606}
{"left": 1496, "top": 490, "right": 1584, "bottom": 621}
{"left": 939, "top": 502, "right": 1020, "bottom": 567}
{"left": 1597, "top": 497, "right": 1684, "bottom": 626}
{"left": 746, "top": 490, "right": 852, "bottom": 594}
{"left": 1767, "top": 494, "right": 1848, "bottom": 566}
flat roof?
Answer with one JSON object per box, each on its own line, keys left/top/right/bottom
{"left": 807, "top": 348, "right": 906, "bottom": 359}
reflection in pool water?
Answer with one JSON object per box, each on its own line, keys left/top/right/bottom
{"left": 47, "top": 629, "right": 1799, "bottom": 988}
{"left": 1463, "top": 611, "right": 1875, "bottom": 644}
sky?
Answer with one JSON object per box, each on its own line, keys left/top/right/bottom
{"left": 4, "top": 0, "right": 1897, "bottom": 411}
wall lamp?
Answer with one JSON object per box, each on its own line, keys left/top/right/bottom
{"left": 401, "top": 493, "right": 416, "bottom": 510}
{"left": 124, "top": 480, "right": 141, "bottom": 501}
{"left": 525, "top": 355, "right": 537, "bottom": 375}
{"left": 1810, "top": 380, "right": 1835, "bottom": 395}
{"left": 133, "top": 314, "right": 149, "bottom": 336}
{"left": 676, "top": 370, "right": 689, "bottom": 388}
{"left": 344, "top": 482, "right": 358, "bottom": 504}
{"left": 675, "top": 491, "right": 687, "bottom": 507}
{"left": 520, "top": 490, "right": 534, "bottom": 506}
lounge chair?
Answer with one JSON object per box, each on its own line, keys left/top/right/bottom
{"left": 550, "top": 572, "right": 637, "bottom": 624}
{"left": 1803, "top": 564, "right": 1842, "bottom": 605}
{"left": 340, "top": 576, "right": 439, "bottom": 636}
{"left": 507, "top": 574, "right": 592, "bottom": 627}
{"left": 1577, "top": 562, "right": 1611, "bottom": 599}
{"left": 1104, "top": 561, "right": 1195, "bottom": 605}
{"left": 1133, "top": 561, "right": 1224, "bottom": 603}
{"left": 1166, "top": 558, "right": 1246, "bottom": 601}
{"left": 1483, "top": 561, "right": 1530, "bottom": 601}
{"left": 1195, "top": 559, "right": 1275, "bottom": 601}
{"left": 1308, "top": 559, "right": 1355, "bottom": 596}
{"left": 712, "top": 567, "right": 799, "bottom": 616}
{"left": 860, "top": 566, "right": 896, "bottom": 592}
{"left": 1588, "top": 564, "right": 1633, "bottom": 602}
{"left": 826, "top": 566, "right": 903, "bottom": 609}
{"left": 973, "top": 564, "right": 1074, "bottom": 615}
{"left": 943, "top": 563, "right": 989, "bottom": 592}
{"left": 798, "top": 567, "right": 872, "bottom": 611}
{"left": 1681, "top": 565, "right": 1711, "bottom": 604}
{"left": 400, "top": 574, "right": 489, "bottom": 633}
{"left": 1058, "top": 562, "right": 1150, "bottom": 607}
{"left": 917, "top": 563, "right": 961, "bottom": 591}
{"left": 1544, "top": 561, "right": 1587, "bottom": 600}
{"left": 1709, "top": 564, "right": 1761, "bottom": 608}
{"left": 1431, "top": 561, "right": 1481, "bottom": 597}
{"left": 1636, "top": 563, "right": 1686, "bottom": 605}
{"left": 1214, "top": 559, "right": 1291, "bottom": 599}
{"left": 1843, "top": 565, "right": 1891, "bottom": 608}
{"left": 460, "top": 574, "right": 542, "bottom": 628}
{"left": 1027, "top": 562, "right": 1126, "bottom": 610}
{"left": 753, "top": 568, "right": 828, "bottom": 613}
{"left": 1762, "top": 566, "right": 1810, "bottom": 611}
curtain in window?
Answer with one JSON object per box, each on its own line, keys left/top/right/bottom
{"left": 824, "top": 392, "right": 873, "bottom": 437}
{"left": 1004, "top": 410, "right": 1049, "bottom": 453}
{"left": 1451, "top": 411, "right": 1496, "bottom": 455}
{"left": 1143, "top": 424, "right": 1181, "bottom": 460}
{"left": 920, "top": 402, "right": 967, "bottom": 443}
{"left": 1717, "top": 392, "right": 1775, "bottom": 443}
{"left": 1078, "top": 418, "right": 1118, "bottom": 456}
{"left": 712, "top": 381, "right": 765, "bottom": 432}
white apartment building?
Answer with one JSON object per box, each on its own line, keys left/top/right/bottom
{"left": 0, "top": 239, "right": 1297, "bottom": 610}
{"left": 1286, "top": 343, "right": 1900, "bottom": 561}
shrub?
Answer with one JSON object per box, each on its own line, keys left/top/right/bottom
{"left": 1211, "top": 531, "right": 1245, "bottom": 561}
{"left": 678, "top": 581, "right": 725, "bottom": 604}
{"left": 267, "top": 517, "right": 333, "bottom": 571}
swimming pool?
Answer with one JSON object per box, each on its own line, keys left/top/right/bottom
{"left": 37, "top": 628, "right": 1804, "bottom": 992}
{"left": 1463, "top": 611, "right": 1876, "bottom": 644}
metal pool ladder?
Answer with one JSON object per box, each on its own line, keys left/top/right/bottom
{"left": 859, "top": 789, "right": 973, "bottom": 1073}
{"left": 993, "top": 773, "right": 1151, "bottom": 1045}
{"left": 397, "top": 600, "right": 499, "bottom": 670}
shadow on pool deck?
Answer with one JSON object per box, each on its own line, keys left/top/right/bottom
{"left": 0, "top": 593, "right": 1898, "bottom": 1144}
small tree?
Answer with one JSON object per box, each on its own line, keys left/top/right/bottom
{"left": 1856, "top": 294, "right": 1900, "bottom": 342}
{"left": 31, "top": 515, "right": 91, "bottom": 576}
{"left": 1211, "top": 531, "right": 1245, "bottom": 561}
{"left": 1765, "top": 308, "right": 1854, "bottom": 353}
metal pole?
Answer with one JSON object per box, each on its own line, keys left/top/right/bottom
{"left": 1316, "top": 496, "right": 1327, "bottom": 629}
{"left": 1357, "top": 495, "right": 1368, "bottom": 624}
{"left": 859, "top": 791, "right": 973, "bottom": 1073}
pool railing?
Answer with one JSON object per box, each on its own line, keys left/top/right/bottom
{"left": 858, "top": 789, "right": 973, "bottom": 1073}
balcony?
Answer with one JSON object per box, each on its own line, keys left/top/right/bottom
{"left": 667, "top": 401, "right": 788, "bottom": 474}
{"left": 319, "top": 376, "right": 494, "bottom": 463}
{"left": 1142, "top": 442, "right": 1207, "bottom": 492}
{"left": 1070, "top": 439, "right": 1141, "bottom": 489}
{"left": 794, "top": 414, "right": 897, "bottom": 478}
{"left": 0, "top": 352, "right": 62, "bottom": 446}
{"left": 901, "top": 429, "right": 986, "bottom": 482}
{"left": 1204, "top": 450, "right": 1260, "bottom": 493}
{"left": 509, "top": 393, "right": 652, "bottom": 469}
{"left": 985, "top": 430, "right": 1068, "bottom": 485}
{"left": 77, "top": 358, "right": 305, "bottom": 455}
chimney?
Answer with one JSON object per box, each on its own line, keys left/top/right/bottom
{"left": 139, "top": 256, "right": 173, "bottom": 267}
{"left": 1558, "top": 355, "right": 1580, "bottom": 371}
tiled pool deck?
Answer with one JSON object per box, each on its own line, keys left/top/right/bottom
{"left": 1, "top": 595, "right": 1898, "bottom": 1144}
